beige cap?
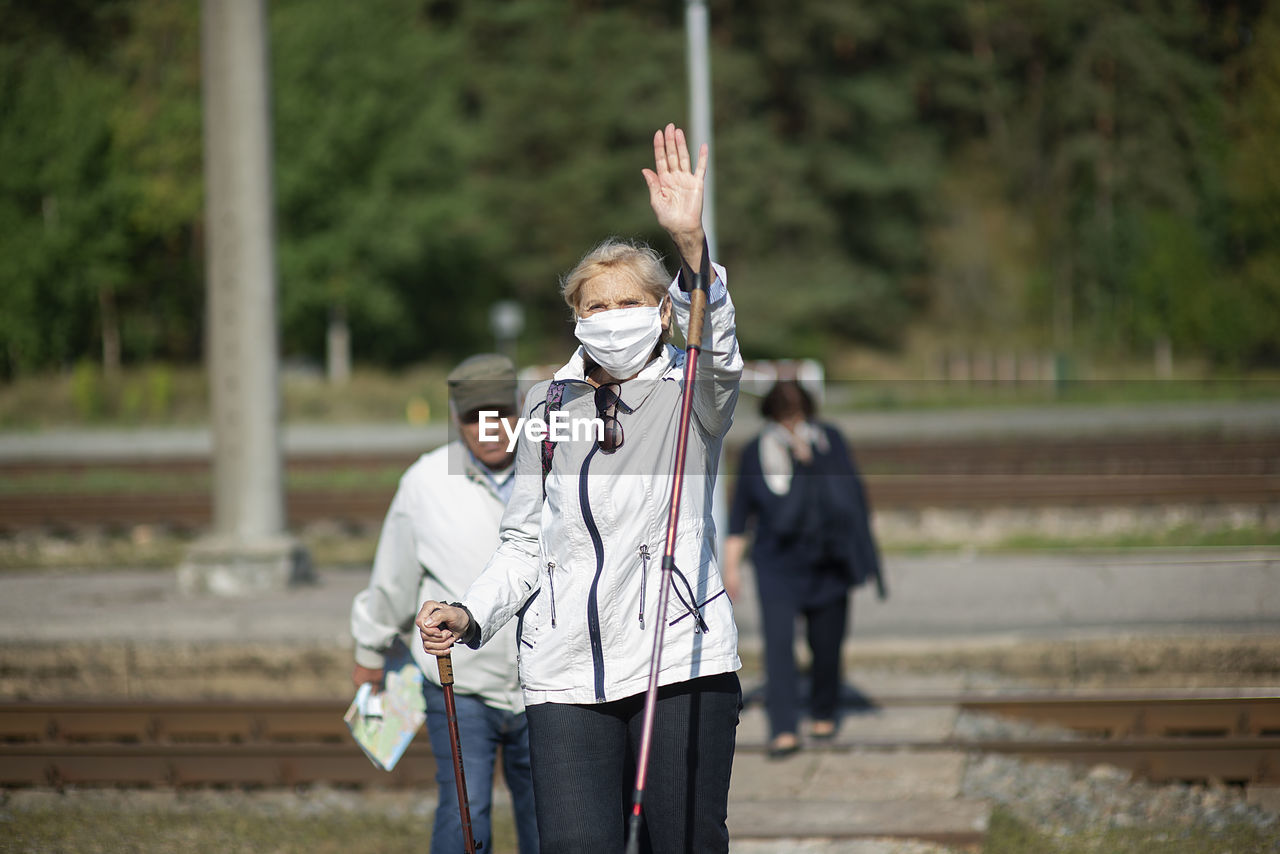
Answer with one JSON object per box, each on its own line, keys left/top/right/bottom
{"left": 447, "top": 353, "right": 518, "bottom": 417}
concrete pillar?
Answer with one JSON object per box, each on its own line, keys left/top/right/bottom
{"left": 180, "top": 0, "right": 310, "bottom": 596}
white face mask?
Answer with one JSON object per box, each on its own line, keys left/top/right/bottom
{"left": 574, "top": 305, "right": 663, "bottom": 379}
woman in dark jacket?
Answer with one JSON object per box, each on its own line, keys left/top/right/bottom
{"left": 724, "top": 380, "right": 884, "bottom": 757}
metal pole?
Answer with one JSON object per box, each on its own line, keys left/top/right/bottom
{"left": 686, "top": 0, "right": 730, "bottom": 578}
{"left": 625, "top": 252, "right": 711, "bottom": 854}
{"left": 685, "top": 0, "right": 717, "bottom": 260}
{"left": 181, "top": 0, "right": 308, "bottom": 595}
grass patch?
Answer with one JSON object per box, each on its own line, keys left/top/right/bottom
{"left": 880, "top": 524, "right": 1280, "bottom": 555}
{"left": 0, "top": 466, "right": 406, "bottom": 497}
{"left": 3, "top": 363, "right": 1279, "bottom": 430}
{"left": 4, "top": 807, "right": 427, "bottom": 853}
{"left": 0, "top": 531, "right": 381, "bottom": 572}
{"left": 0, "top": 469, "right": 208, "bottom": 496}
{"left": 983, "top": 805, "right": 1280, "bottom": 853}
{"left": 13, "top": 798, "right": 1273, "bottom": 854}
{"left": 0, "top": 363, "right": 454, "bottom": 430}
{"left": 3, "top": 527, "right": 1276, "bottom": 573}
{"left": 829, "top": 377, "right": 1280, "bottom": 412}
{"left": 2, "top": 800, "right": 518, "bottom": 854}
{"left": 990, "top": 526, "right": 1280, "bottom": 551}
{"left": 0, "top": 364, "right": 209, "bottom": 429}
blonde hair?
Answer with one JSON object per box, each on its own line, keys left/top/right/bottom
{"left": 560, "top": 238, "right": 670, "bottom": 317}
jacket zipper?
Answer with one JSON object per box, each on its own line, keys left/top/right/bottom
{"left": 637, "top": 544, "right": 651, "bottom": 629}
{"left": 579, "top": 444, "right": 608, "bottom": 702}
{"left": 547, "top": 561, "right": 557, "bottom": 628}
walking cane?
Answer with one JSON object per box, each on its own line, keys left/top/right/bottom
{"left": 437, "top": 653, "right": 479, "bottom": 854}
{"left": 625, "top": 244, "right": 713, "bottom": 854}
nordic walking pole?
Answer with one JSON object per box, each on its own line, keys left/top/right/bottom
{"left": 437, "top": 653, "right": 479, "bottom": 854}
{"left": 625, "top": 242, "right": 712, "bottom": 854}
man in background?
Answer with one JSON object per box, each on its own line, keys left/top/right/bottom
{"left": 351, "top": 353, "right": 537, "bottom": 853}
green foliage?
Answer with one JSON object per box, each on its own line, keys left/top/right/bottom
{"left": 112, "top": 0, "right": 204, "bottom": 239}
{"left": 145, "top": 363, "right": 173, "bottom": 419}
{"left": 0, "top": 0, "right": 203, "bottom": 376}
{"left": 70, "top": 359, "right": 103, "bottom": 420}
{"left": 4, "top": 801, "right": 519, "bottom": 854}
{"left": 982, "top": 804, "right": 1280, "bottom": 854}
{"left": 60, "top": 360, "right": 186, "bottom": 425}
{"left": 0, "top": 0, "right": 1276, "bottom": 376}
{"left": 1216, "top": 2, "right": 1280, "bottom": 366}
{"left": 712, "top": 0, "right": 950, "bottom": 355}
{"left": 273, "top": 0, "right": 482, "bottom": 364}
{"left": 0, "top": 40, "right": 128, "bottom": 373}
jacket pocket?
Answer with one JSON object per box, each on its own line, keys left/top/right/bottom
{"left": 664, "top": 527, "right": 725, "bottom": 633}
{"left": 515, "top": 588, "right": 541, "bottom": 650}
{"left": 668, "top": 562, "right": 712, "bottom": 633}
{"left": 668, "top": 586, "right": 728, "bottom": 630}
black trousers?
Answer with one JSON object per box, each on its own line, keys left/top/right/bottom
{"left": 523, "top": 672, "right": 741, "bottom": 854}
{"left": 759, "top": 589, "right": 849, "bottom": 738}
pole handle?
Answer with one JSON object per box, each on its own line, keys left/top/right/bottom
{"left": 685, "top": 286, "right": 709, "bottom": 352}
{"left": 436, "top": 653, "right": 454, "bottom": 686}
{"left": 678, "top": 238, "right": 712, "bottom": 352}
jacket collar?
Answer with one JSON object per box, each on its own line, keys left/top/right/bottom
{"left": 552, "top": 344, "right": 681, "bottom": 411}
{"left": 448, "top": 441, "right": 513, "bottom": 502}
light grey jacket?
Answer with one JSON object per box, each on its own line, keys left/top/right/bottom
{"left": 351, "top": 443, "right": 524, "bottom": 713}
{"left": 464, "top": 265, "right": 743, "bottom": 705}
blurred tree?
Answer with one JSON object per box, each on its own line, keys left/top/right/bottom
{"left": 995, "top": 0, "right": 1225, "bottom": 358}
{"left": 0, "top": 32, "right": 130, "bottom": 376}
{"left": 0, "top": 0, "right": 203, "bottom": 377}
{"left": 271, "top": 0, "right": 510, "bottom": 370}
{"left": 446, "top": 0, "right": 686, "bottom": 356}
{"left": 109, "top": 0, "right": 204, "bottom": 365}
{"left": 0, "top": 0, "right": 1276, "bottom": 378}
{"left": 712, "top": 0, "right": 950, "bottom": 356}
{"left": 1215, "top": 0, "right": 1280, "bottom": 365}
{"left": 904, "top": 0, "right": 1238, "bottom": 368}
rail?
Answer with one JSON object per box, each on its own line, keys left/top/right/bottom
{"left": 3, "top": 435, "right": 1277, "bottom": 530}
{"left": 3, "top": 692, "right": 1276, "bottom": 788}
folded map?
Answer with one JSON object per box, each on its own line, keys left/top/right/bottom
{"left": 344, "top": 636, "right": 426, "bottom": 772}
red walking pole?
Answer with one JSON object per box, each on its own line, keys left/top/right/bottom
{"left": 625, "top": 248, "right": 712, "bottom": 854}
{"left": 437, "top": 654, "right": 479, "bottom": 854}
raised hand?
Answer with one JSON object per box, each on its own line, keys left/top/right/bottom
{"left": 642, "top": 123, "right": 708, "bottom": 256}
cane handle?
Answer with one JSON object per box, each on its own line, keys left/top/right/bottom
{"left": 679, "top": 237, "right": 711, "bottom": 352}
{"left": 437, "top": 653, "right": 454, "bottom": 685}
{"left": 685, "top": 286, "right": 709, "bottom": 352}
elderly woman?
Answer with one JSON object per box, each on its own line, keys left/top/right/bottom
{"left": 418, "top": 124, "right": 744, "bottom": 853}
{"left": 723, "top": 380, "right": 884, "bottom": 759}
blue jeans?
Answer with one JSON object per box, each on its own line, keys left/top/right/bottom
{"left": 523, "top": 672, "right": 741, "bottom": 854}
{"left": 423, "top": 682, "right": 540, "bottom": 854}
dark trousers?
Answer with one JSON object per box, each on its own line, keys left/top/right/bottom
{"left": 759, "top": 588, "right": 849, "bottom": 738}
{"left": 523, "top": 672, "right": 741, "bottom": 854}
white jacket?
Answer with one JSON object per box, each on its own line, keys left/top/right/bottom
{"left": 351, "top": 442, "right": 524, "bottom": 713}
{"left": 464, "top": 265, "right": 743, "bottom": 705}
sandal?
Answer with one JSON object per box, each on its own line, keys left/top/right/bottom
{"left": 810, "top": 720, "right": 837, "bottom": 741}
{"left": 766, "top": 733, "right": 800, "bottom": 759}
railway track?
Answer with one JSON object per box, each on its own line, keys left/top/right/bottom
{"left": 2, "top": 435, "right": 1277, "bottom": 530}
{"left": 2, "top": 692, "right": 1276, "bottom": 789}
